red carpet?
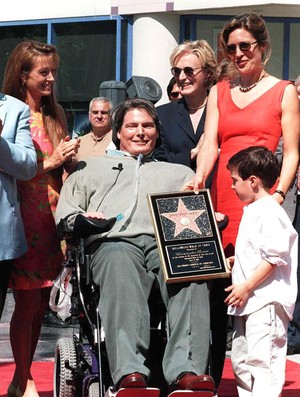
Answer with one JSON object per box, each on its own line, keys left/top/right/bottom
{"left": 0, "top": 359, "right": 299, "bottom": 396}
{"left": 218, "top": 359, "right": 300, "bottom": 396}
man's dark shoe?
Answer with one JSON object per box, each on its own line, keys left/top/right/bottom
{"left": 118, "top": 372, "right": 147, "bottom": 389}
{"left": 43, "top": 311, "right": 68, "bottom": 328}
{"left": 170, "top": 372, "right": 215, "bottom": 393}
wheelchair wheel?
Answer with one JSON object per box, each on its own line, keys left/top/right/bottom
{"left": 88, "top": 382, "right": 100, "bottom": 397}
{"left": 54, "top": 337, "right": 78, "bottom": 397}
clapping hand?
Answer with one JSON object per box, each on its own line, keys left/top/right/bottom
{"left": 51, "top": 136, "right": 80, "bottom": 168}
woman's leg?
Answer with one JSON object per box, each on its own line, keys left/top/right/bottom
{"left": 10, "top": 287, "right": 50, "bottom": 396}
{"left": 29, "top": 288, "right": 51, "bottom": 365}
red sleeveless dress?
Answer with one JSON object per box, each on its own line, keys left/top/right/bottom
{"left": 211, "top": 79, "right": 291, "bottom": 256}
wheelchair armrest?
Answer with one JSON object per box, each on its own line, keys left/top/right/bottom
{"left": 57, "top": 214, "right": 117, "bottom": 241}
{"left": 57, "top": 217, "right": 73, "bottom": 240}
{"left": 73, "top": 214, "right": 117, "bottom": 239}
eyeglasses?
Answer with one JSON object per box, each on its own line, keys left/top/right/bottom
{"left": 90, "top": 110, "right": 110, "bottom": 116}
{"left": 226, "top": 41, "right": 258, "bottom": 55}
{"left": 170, "top": 92, "right": 180, "bottom": 99}
{"left": 171, "top": 66, "right": 202, "bottom": 78}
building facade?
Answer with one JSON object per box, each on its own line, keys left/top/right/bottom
{"left": 1, "top": 1, "right": 300, "bottom": 130}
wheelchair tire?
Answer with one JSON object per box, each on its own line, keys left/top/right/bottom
{"left": 54, "top": 337, "right": 78, "bottom": 397}
{"left": 88, "top": 382, "right": 100, "bottom": 397}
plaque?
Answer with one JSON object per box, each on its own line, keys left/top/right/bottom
{"left": 148, "top": 189, "right": 230, "bottom": 283}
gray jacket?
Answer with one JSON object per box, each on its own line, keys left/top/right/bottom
{"left": 55, "top": 153, "right": 195, "bottom": 239}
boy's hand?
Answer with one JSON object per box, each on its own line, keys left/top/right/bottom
{"left": 224, "top": 282, "right": 250, "bottom": 308}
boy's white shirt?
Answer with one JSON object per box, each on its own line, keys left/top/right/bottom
{"left": 228, "top": 195, "right": 298, "bottom": 319}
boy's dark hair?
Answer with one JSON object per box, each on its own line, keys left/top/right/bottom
{"left": 227, "top": 146, "right": 279, "bottom": 189}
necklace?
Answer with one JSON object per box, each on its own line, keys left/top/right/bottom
{"left": 187, "top": 97, "right": 207, "bottom": 110}
{"left": 239, "top": 72, "right": 268, "bottom": 93}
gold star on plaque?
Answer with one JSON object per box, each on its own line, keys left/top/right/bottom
{"left": 161, "top": 198, "right": 205, "bottom": 237}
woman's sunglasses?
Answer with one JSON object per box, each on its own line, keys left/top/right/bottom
{"left": 171, "top": 66, "right": 202, "bottom": 78}
{"left": 226, "top": 41, "right": 258, "bottom": 55}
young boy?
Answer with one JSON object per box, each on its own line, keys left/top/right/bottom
{"left": 224, "top": 146, "right": 298, "bottom": 397}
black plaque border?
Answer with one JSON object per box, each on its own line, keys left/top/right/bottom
{"left": 148, "top": 189, "right": 229, "bottom": 283}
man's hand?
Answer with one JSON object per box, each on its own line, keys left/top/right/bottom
{"left": 84, "top": 212, "right": 106, "bottom": 219}
{"left": 215, "top": 211, "right": 225, "bottom": 222}
{"left": 226, "top": 256, "right": 234, "bottom": 272}
{"left": 190, "top": 147, "right": 199, "bottom": 161}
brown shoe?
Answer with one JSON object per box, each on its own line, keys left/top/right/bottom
{"left": 118, "top": 372, "right": 147, "bottom": 389}
{"left": 171, "top": 372, "right": 215, "bottom": 392}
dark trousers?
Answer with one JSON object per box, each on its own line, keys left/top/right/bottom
{"left": 210, "top": 277, "right": 231, "bottom": 388}
{"left": 0, "top": 260, "right": 13, "bottom": 319}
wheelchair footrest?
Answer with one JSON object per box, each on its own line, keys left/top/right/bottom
{"left": 105, "top": 387, "right": 160, "bottom": 397}
{"left": 168, "top": 391, "right": 214, "bottom": 397}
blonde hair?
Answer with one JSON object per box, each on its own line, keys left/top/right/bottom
{"left": 170, "top": 40, "right": 217, "bottom": 88}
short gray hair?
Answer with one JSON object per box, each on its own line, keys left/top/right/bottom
{"left": 89, "top": 97, "right": 113, "bottom": 112}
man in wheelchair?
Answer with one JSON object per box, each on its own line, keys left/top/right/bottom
{"left": 55, "top": 98, "right": 215, "bottom": 396}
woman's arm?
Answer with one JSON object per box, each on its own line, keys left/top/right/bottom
{"left": 274, "top": 83, "right": 300, "bottom": 204}
{"left": 36, "top": 105, "right": 80, "bottom": 176}
{"left": 36, "top": 136, "right": 80, "bottom": 175}
{"left": 193, "top": 85, "right": 220, "bottom": 192}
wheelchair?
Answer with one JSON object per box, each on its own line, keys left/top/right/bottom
{"left": 53, "top": 214, "right": 168, "bottom": 397}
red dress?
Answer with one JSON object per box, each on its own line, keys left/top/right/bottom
{"left": 10, "top": 112, "right": 63, "bottom": 290}
{"left": 211, "top": 79, "right": 290, "bottom": 256}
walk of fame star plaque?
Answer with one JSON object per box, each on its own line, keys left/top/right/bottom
{"left": 148, "top": 190, "right": 229, "bottom": 283}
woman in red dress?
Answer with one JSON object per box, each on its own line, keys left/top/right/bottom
{"left": 2, "top": 41, "right": 80, "bottom": 397}
{"left": 188, "top": 14, "right": 299, "bottom": 395}
{"left": 193, "top": 13, "right": 299, "bottom": 257}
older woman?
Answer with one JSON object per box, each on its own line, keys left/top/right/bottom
{"left": 155, "top": 40, "right": 217, "bottom": 172}
{"left": 2, "top": 40, "right": 80, "bottom": 397}
{"left": 155, "top": 40, "right": 229, "bottom": 395}
{"left": 193, "top": 13, "right": 299, "bottom": 256}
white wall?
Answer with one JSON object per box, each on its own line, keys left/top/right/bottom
{"left": 1, "top": 0, "right": 300, "bottom": 22}
{"left": 132, "top": 14, "right": 180, "bottom": 106}
{"left": 0, "top": 0, "right": 111, "bottom": 21}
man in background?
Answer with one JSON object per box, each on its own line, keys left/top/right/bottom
{"left": 76, "top": 97, "right": 113, "bottom": 161}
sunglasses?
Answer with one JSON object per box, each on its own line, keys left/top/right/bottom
{"left": 170, "top": 92, "right": 180, "bottom": 99}
{"left": 171, "top": 66, "right": 202, "bottom": 78}
{"left": 226, "top": 41, "right": 258, "bottom": 55}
